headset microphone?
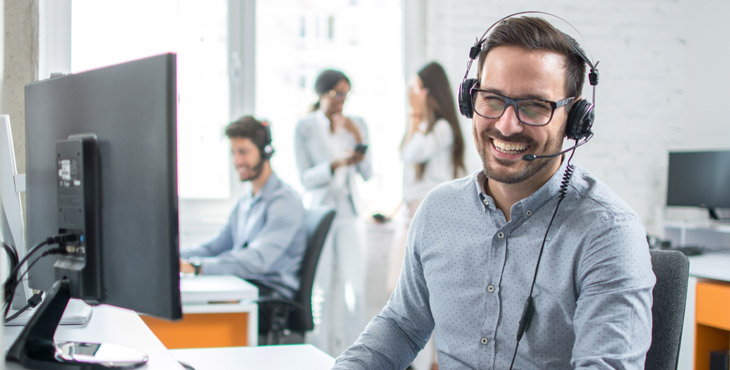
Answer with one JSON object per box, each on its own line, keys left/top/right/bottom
{"left": 522, "top": 133, "right": 593, "bottom": 161}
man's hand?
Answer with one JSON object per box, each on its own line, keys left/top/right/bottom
{"left": 179, "top": 259, "right": 195, "bottom": 274}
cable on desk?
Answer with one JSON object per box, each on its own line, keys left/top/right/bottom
{"left": 4, "top": 292, "right": 43, "bottom": 324}
{"left": 2, "top": 241, "right": 19, "bottom": 304}
{"left": 2, "top": 234, "right": 77, "bottom": 320}
{"left": 3, "top": 246, "right": 67, "bottom": 322}
{"left": 1, "top": 241, "right": 19, "bottom": 272}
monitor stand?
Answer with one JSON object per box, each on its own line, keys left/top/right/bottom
{"left": 708, "top": 207, "right": 730, "bottom": 222}
{"left": 5, "top": 279, "right": 149, "bottom": 369}
{"left": 5, "top": 297, "right": 93, "bottom": 327}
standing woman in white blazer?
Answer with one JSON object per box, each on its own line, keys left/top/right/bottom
{"left": 294, "top": 69, "right": 372, "bottom": 357}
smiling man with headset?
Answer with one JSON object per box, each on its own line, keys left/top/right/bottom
{"left": 180, "top": 116, "right": 307, "bottom": 335}
{"left": 333, "top": 13, "right": 655, "bottom": 370}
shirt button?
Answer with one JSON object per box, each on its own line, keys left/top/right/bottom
{"left": 526, "top": 210, "right": 533, "bottom": 217}
{"left": 487, "top": 285, "right": 495, "bottom": 293}
{"left": 482, "top": 198, "right": 490, "bottom": 206}
{"left": 497, "top": 232, "right": 505, "bottom": 238}
{"left": 480, "top": 337, "right": 488, "bottom": 345}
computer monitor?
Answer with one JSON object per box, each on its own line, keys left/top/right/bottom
{"left": 0, "top": 114, "right": 32, "bottom": 311}
{"left": 7, "top": 54, "right": 183, "bottom": 369}
{"left": 666, "top": 150, "right": 730, "bottom": 220}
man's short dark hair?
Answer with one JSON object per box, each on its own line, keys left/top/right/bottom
{"left": 224, "top": 115, "right": 270, "bottom": 154}
{"left": 476, "top": 16, "right": 587, "bottom": 98}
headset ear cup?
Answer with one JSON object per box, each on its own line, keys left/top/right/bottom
{"left": 260, "top": 122, "right": 274, "bottom": 160}
{"left": 565, "top": 99, "right": 594, "bottom": 140}
{"left": 458, "top": 78, "right": 477, "bottom": 118}
{"left": 262, "top": 145, "right": 275, "bottom": 160}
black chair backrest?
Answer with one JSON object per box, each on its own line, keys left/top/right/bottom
{"left": 645, "top": 249, "right": 690, "bottom": 370}
{"left": 288, "top": 207, "right": 335, "bottom": 332}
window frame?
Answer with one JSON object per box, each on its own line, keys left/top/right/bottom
{"left": 39, "top": 0, "right": 421, "bottom": 246}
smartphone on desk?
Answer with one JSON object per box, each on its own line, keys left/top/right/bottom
{"left": 354, "top": 143, "right": 368, "bottom": 154}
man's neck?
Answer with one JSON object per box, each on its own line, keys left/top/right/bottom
{"left": 250, "top": 164, "right": 273, "bottom": 195}
{"left": 486, "top": 161, "right": 561, "bottom": 221}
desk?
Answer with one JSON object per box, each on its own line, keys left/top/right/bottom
{"left": 170, "top": 344, "right": 335, "bottom": 370}
{"left": 141, "top": 275, "right": 259, "bottom": 348}
{"left": 687, "top": 253, "right": 730, "bottom": 281}
{"left": 673, "top": 252, "right": 730, "bottom": 370}
{"left": 681, "top": 252, "right": 730, "bottom": 370}
{"left": 3, "top": 305, "right": 183, "bottom": 370}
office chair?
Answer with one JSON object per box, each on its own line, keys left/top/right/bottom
{"left": 258, "top": 207, "right": 335, "bottom": 345}
{"left": 644, "top": 249, "right": 690, "bottom": 370}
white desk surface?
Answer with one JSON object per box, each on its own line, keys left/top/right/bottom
{"left": 688, "top": 251, "right": 730, "bottom": 282}
{"left": 180, "top": 274, "right": 258, "bottom": 304}
{"left": 170, "top": 344, "right": 335, "bottom": 370}
{"left": 3, "top": 305, "right": 183, "bottom": 370}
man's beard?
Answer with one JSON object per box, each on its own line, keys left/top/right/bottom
{"left": 238, "top": 159, "right": 265, "bottom": 182}
{"left": 474, "top": 126, "right": 563, "bottom": 185}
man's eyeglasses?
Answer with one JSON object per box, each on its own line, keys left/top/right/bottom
{"left": 327, "top": 90, "right": 349, "bottom": 100}
{"left": 470, "top": 88, "right": 574, "bottom": 126}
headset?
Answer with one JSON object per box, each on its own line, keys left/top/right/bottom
{"left": 248, "top": 120, "right": 275, "bottom": 177}
{"left": 457, "top": 12, "right": 601, "bottom": 369}
{"left": 457, "top": 11, "right": 599, "bottom": 143}
{"left": 259, "top": 120, "right": 275, "bottom": 161}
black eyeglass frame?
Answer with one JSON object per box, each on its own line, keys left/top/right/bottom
{"left": 470, "top": 87, "right": 575, "bottom": 126}
{"left": 327, "top": 89, "right": 349, "bottom": 100}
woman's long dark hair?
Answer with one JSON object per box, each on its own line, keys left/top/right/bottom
{"left": 410, "top": 62, "right": 465, "bottom": 180}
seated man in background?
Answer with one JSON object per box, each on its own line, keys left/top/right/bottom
{"left": 180, "top": 116, "right": 307, "bottom": 331}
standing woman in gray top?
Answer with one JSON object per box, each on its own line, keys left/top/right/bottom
{"left": 294, "top": 69, "right": 372, "bottom": 357}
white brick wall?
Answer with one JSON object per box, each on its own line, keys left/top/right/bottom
{"left": 419, "top": 0, "right": 730, "bottom": 234}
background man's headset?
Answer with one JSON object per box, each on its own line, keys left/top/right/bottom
{"left": 251, "top": 120, "right": 275, "bottom": 174}
{"left": 456, "top": 11, "right": 600, "bottom": 369}
{"left": 259, "top": 121, "right": 275, "bottom": 161}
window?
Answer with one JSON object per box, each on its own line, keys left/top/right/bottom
{"left": 256, "top": 0, "right": 405, "bottom": 213}
{"left": 70, "top": 0, "right": 231, "bottom": 200}
{"left": 41, "top": 0, "right": 406, "bottom": 238}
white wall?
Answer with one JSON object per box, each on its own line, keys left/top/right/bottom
{"left": 418, "top": 0, "right": 728, "bottom": 234}
{"left": 685, "top": 0, "right": 730, "bottom": 150}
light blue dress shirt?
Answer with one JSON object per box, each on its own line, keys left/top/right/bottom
{"left": 334, "top": 160, "right": 656, "bottom": 369}
{"left": 180, "top": 173, "right": 306, "bottom": 298}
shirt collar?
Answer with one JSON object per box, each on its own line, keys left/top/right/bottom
{"left": 472, "top": 157, "right": 571, "bottom": 217}
{"left": 475, "top": 170, "right": 496, "bottom": 212}
{"left": 252, "top": 172, "right": 281, "bottom": 203}
{"left": 315, "top": 110, "right": 329, "bottom": 129}
{"left": 519, "top": 157, "right": 571, "bottom": 216}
